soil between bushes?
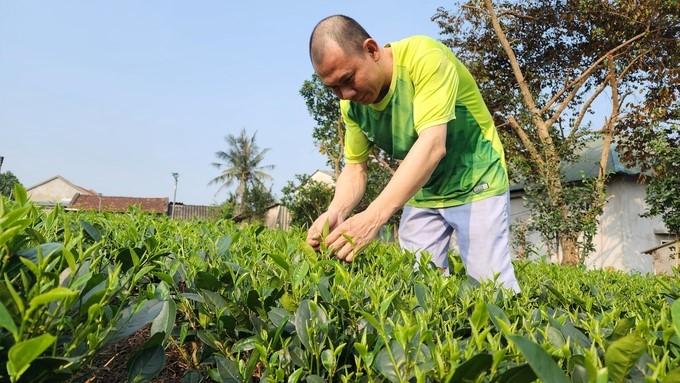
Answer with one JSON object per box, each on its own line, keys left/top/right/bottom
{"left": 68, "top": 326, "right": 210, "bottom": 383}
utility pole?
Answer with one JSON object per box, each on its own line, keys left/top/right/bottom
{"left": 0, "top": 156, "right": 4, "bottom": 173}
{"left": 171, "top": 172, "right": 179, "bottom": 219}
{"left": 98, "top": 193, "right": 102, "bottom": 213}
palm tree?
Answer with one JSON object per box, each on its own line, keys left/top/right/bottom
{"left": 209, "top": 128, "right": 274, "bottom": 213}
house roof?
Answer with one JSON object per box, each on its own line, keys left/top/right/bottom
{"left": 562, "top": 139, "right": 640, "bottom": 182}
{"left": 510, "top": 139, "right": 640, "bottom": 191}
{"left": 70, "top": 193, "right": 168, "bottom": 213}
{"left": 309, "top": 169, "right": 336, "bottom": 186}
{"left": 641, "top": 239, "right": 679, "bottom": 254}
{"left": 170, "top": 203, "right": 219, "bottom": 220}
{"left": 26, "top": 175, "right": 98, "bottom": 196}
{"left": 313, "top": 169, "right": 335, "bottom": 178}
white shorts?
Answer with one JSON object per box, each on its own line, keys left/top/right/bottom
{"left": 398, "top": 191, "right": 520, "bottom": 293}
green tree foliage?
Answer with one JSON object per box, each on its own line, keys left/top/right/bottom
{"left": 300, "top": 74, "right": 345, "bottom": 177}
{"left": 643, "top": 135, "right": 680, "bottom": 235}
{"left": 217, "top": 183, "right": 276, "bottom": 223}
{"left": 281, "top": 174, "right": 335, "bottom": 228}
{"left": 0, "top": 171, "right": 22, "bottom": 198}
{"left": 240, "top": 183, "right": 276, "bottom": 222}
{"left": 434, "top": 0, "right": 678, "bottom": 264}
{"left": 209, "top": 128, "right": 274, "bottom": 215}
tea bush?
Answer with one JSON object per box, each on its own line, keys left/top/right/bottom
{"left": 1, "top": 186, "right": 679, "bottom": 382}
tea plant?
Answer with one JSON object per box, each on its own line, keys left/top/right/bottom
{"left": 1, "top": 184, "right": 680, "bottom": 382}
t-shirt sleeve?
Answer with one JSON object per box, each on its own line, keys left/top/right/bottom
{"left": 341, "top": 101, "right": 372, "bottom": 163}
{"left": 410, "top": 39, "right": 459, "bottom": 133}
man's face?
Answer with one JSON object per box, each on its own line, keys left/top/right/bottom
{"left": 314, "top": 40, "right": 387, "bottom": 105}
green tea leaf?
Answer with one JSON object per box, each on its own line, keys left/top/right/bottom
{"left": 450, "top": 353, "right": 493, "bottom": 382}
{"left": 414, "top": 282, "right": 429, "bottom": 311}
{"left": 607, "top": 317, "right": 636, "bottom": 342}
{"left": 322, "top": 219, "right": 330, "bottom": 239}
{"left": 358, "top": 310, "right": 383, "bottom": 334}
{"left": 292, "top": 260, "right": 309, "bottom": 290}
{"left": 294, "top": 300, "right": 313, "bottom": 350}
{"left": 29, "top": 287, "right": 77, "bottom": 310}
{"left": 341, "top": 233, "right": 355, "bottom": 247}
{"left": 379, "top": 290, "right": 399, "bottom": 317}
{"left": 194, "top": 271, "right": 220, "bottom": 291}
{"left": 216, "top": 235, "right": 232, "bottom": 258}
{"left": 470, "top": 301, "right": 489, "bottom": 332}
{"left": 127, "top": 333, "right": 166, "bottom": 382}
{"left": 232, "top": 335, "right": 257, "bottom": 353}
{"left": 215, "top": 355, "right": 241, "bottom": 383}
{"left": 671, "top": 299, "right": 680, "bottom": 337}
{"left": 108, "top": 299, "right": 164, "bottom": 344}
{"left": 80, "top": 220, "right": 102, "bottom": 242}
{"left": 558, "top": 319, "right": 591, "bottom": 349}
{"left": 321, "top": 349, "right": 335, "bottom": 372}
{"left": 268, "top": 252, "right": 290, "bottom": 273}
{"left": 150, "top": 299, "right": 176, "bottom": 342}
{"left": 0, "top": 300, "right": 18, "bottom": 338}
{"left": 115, "top": 248, "right": 139, "bottom": 272}
{"left": 197, "top": 330, "right": 220, "bottom": 350}
{"left": 487, "top": 303, "right": 510, "bottom": 334}
{"left": 605, "top": 332, "right": 646, "bottom": 383}
{"left": 16, "top": 243, "right": 61, "bottom": 264}
{"left": 287, "top": 368, "right": 304, "bottom": 383}
{"left": 508, "top": 335, "right": 569, "bottom": 383}
{"left": 375, "top": 340, "right": 406, "bottom": 383}
{"left": 663, "top": 367, "right": 680, "bottom": 383}
{"left": 7, "top": 333, "right": 56, "bottom": 380}
{"left": 152, "top": 271, "right": 175, "bottom": 287}
{"left": 543, "top": 283, "right": 568, "bottom": 307}
{"left": 306, "top": 375, "right": 325, "bottom": 383}
{"left": 246, "top": 289, "right": 260, "bottom": 311}
{"left": 495, "top": 364, "right": 537, "bottom": 383}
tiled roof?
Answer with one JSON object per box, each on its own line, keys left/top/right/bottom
{"left": 169, "top": 204, "right": 220, "bottom": 220}
{"left": 70, "top": 193, "right": 168, "bottom": 214}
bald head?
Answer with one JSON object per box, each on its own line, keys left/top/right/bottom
{"left": 309, "top": 15, "right": 371, "bottom": 66}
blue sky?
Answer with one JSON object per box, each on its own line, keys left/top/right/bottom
{"left": 0, "top": 1, "right": 446, "bottom": 205}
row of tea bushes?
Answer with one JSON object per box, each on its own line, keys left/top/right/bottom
{"left": 1, "top": 185, "right": 679, "bottom": 382}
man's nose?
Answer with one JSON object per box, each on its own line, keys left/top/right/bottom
{"left": 340, "top": 87, "right": 356, "bottom": 100}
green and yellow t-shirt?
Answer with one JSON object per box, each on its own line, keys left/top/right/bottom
{"left": 341, "top": 35, "right": 509, "bottom": 208}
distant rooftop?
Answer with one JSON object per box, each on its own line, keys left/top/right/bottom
{"left": 510, "top": 139, "right": 640, "bottom": 191}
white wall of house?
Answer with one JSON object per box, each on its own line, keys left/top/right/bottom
{"left": 587, "top": 175, "right": 661, "bottom": 273}
{"left": 310, "top": 170, "right": 335, "bottom": 186}
{"left": 508, "top": 174, "right": 670, "bottom": 274}
{"left": 27, "top": 176, "right": 91, "bottom": 205}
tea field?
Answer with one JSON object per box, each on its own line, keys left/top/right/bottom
{"left": 1, "top": 187, "right": 680, "bottom": 383}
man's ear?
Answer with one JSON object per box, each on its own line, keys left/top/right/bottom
{"left": 363, "top": 38, "right": 380, "bottom": 61}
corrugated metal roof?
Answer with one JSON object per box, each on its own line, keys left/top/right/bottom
{"left": 509, "top": 139, "right": 640, "bottom": 191}
{"left": 169, "top": 203, "right": 219, "bottom": 220}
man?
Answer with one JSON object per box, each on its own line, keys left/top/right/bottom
{"left": 306, "top": 15, "right": 520, "bottom": 293}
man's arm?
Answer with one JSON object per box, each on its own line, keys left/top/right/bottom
{"left": 325, "top": 124, "right": 447, "bottom": 260}
{"left": 306, "top": 161, "right": 368, "bottom": 248}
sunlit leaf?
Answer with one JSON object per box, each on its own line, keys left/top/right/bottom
{"left": 0, "top": 299, "right": 18, "bottom": 338}
{"left": 29, "top": 287, "right": 77, "bottom": 310}
{"left": 7, "top": 333, "right": 56, "bottom": 380}
{"left": 605, "top": 332, "right": 646, "bottom": 383}
{"left": 508, "top": 335, "right": 569, "bottom": 383}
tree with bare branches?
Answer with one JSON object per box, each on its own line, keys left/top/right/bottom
{"left": 434, "top": 0, "right": 678, "bottom": 264}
